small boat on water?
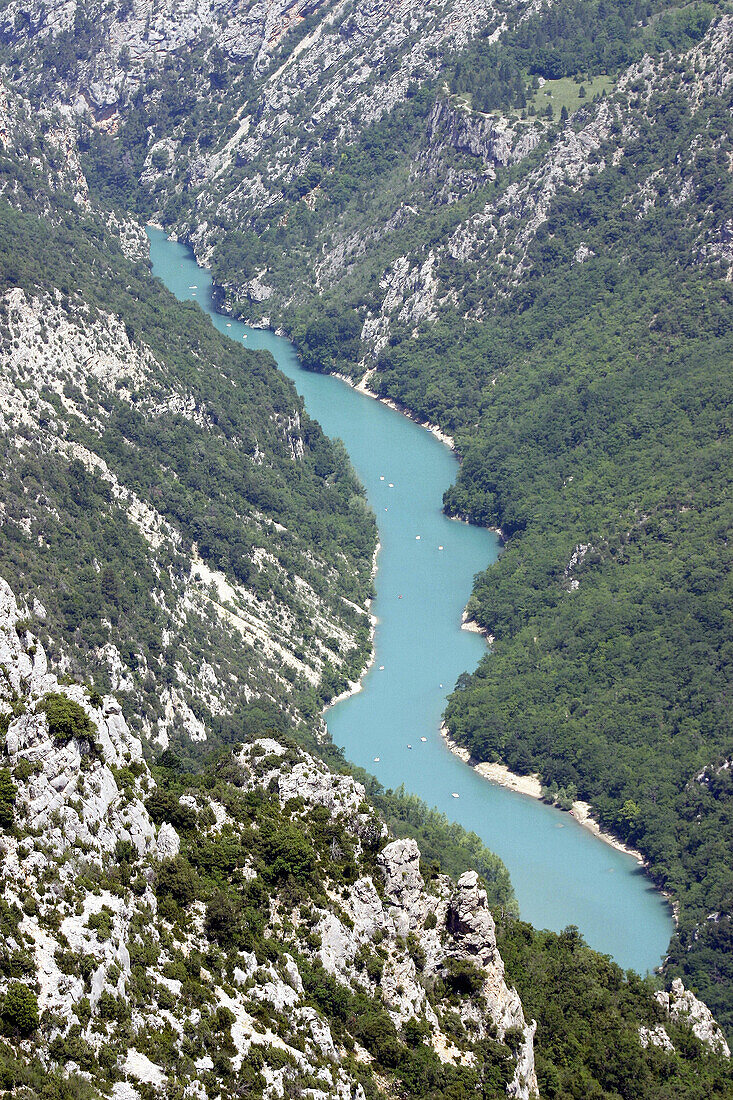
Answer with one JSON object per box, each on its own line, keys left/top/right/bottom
{"left": 420, "top": 737, "right": 427, "bottom": 742}
{"left": 452, "top": 792, "right": 459, "bottom": 798}
{"left": 379, "top": 665, "right": 385, "bottom": 670}
{"left": 374, "top": 757, "right": 380, "bottom": 762}
{"left": 407, "top": 744, "right": 412, "bottom": 749}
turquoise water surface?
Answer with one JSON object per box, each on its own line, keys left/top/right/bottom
{"left": 148, "top": 227, "right": 674, "bottom": 973}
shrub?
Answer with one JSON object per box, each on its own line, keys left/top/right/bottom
{"left": 443, "top": 958, "right": 485, "bottom": 996}
{"left": 155, "top": 856, "right": 196, "bottom": 906}
{"left": 86, "top": 906, "right": 114, "bottom": 941}
{"left": 0, "top": 981, "right": 39, "bottom": 1037}
{"left": 39, "top": 693, "right": 96, "bottom": 746}
{"left": 0, "top": 769, "right": 16, "bottom": 829}
{"left": 204, "top": 890, "right": 241, "bottom": 947}
{"left": 145, "top": 788, "right": 197, "bottom": 832}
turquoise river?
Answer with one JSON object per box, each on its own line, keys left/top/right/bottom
{"left": 148, "top": 227, "right": 674, "bottom": 974}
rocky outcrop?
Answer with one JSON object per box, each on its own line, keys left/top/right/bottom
{"left": 639, "top": 1024, "right": 676, "bottom": 1053}
{"left": 426, "top": 97, "right": 541, "bottom": 177}
{"left": 656, "top": 978, "right": 731, "bottom": 1057}
{"left": 0, "top": 576, "right": 538, "bottom": 1098}
{"left": 446, "top": 872, "right": 538, "bottom": 1098}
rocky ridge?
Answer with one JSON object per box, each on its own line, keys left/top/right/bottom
{"left": 0, "top": 574, "right": 540, "bottom": 1098}
{"left": 350, "top": 15, "right": 733, "bottom": 353}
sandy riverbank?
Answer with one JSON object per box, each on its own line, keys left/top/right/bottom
{"left": 330, "top": 369, "right": 457, "bottom": 451}
{"left": 440, "top": 725, "right": 648, "bottom": 865}
{"left": 569, "top": 801, "right": 645, "bottom": 865}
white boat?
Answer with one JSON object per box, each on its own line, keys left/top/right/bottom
{"left": 452, "top": 792, "right": 459, "bottom": 798}
{"left": 420, "top": 737, "right": 427, "bottom": 742}
{"left": 374, "top": 757, "right": 380, "bottom": 762}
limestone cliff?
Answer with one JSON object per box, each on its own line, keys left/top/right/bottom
{"left": 0, "top": 574, "right": 539, "bottom": 1098}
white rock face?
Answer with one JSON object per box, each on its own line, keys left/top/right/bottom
{"left": 124, "top": 1050, "right": 166, "bottom": 1087}
{"left": 156, "top": 821, "right": 181, "bottom": 859}
{"left": 656, "top": 978, "right": 730, "bottom": 1057}
{"left": 278, "top": 758, "right": 367, "bottom": 817}
{"left": 446, "top": 872, "right": 538, "bottom": 1099}
{"left": 378, "top": 838, "right": 427, "bottom": 936}
{"left": 112, "top": 1083, "right": 142, "bottom": 1100}
{"left": 639, "top": 1024, "right": 676, "bottom": 1053}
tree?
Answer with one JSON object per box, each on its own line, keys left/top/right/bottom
{"left": 205, "top": 890, "right": 241, "bottom": 947}
{"left": 155, "top": 856, "right": 196, "bottom": 906}
{"left": 40, "top": 693, "right": 96, "bottom": 745}
{"left": 0, "top": 768, "right": 17, "bottom": 829}
{"left": 1, "top": 982, "right": 39, "bottom": 1037}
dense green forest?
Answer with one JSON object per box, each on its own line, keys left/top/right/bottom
{"left": 367, "top": 85, "right": 733, "bottom": 1030}
{"left": 447, "top": 0, "right": 715, "bottom": 112}
{"left": 497, "top": 918, "right": 733, "bottom": 1098}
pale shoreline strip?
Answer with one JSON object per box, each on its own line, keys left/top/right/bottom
{"left": 332, "top": 369, "right": 457, "bottom": 450}
{"left": 440, "top": 724, "right": 647, "bottom": 866}
{"left": 461, "top": 608, "right": 495, "bottom": 644}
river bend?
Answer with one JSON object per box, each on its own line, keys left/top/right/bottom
{"left": 148, "top": 227, "right": 674, "bottom": 973}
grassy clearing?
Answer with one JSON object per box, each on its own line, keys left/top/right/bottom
{"left": 532, "top": 74, "right": 615, "bottom": 119}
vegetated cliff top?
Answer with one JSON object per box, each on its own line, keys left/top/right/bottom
{"left": 1, "top": 572, "right": 732, "bottom": 1100}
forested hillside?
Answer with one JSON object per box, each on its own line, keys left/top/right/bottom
{"left": 63, "top": 0, "right": 729, "bottom": 1034}
{"left": 1, "top": 0, "right": 733, "bottom": 1086}
{"left": 0, "top": 76, "right": 376, "bottom": 757}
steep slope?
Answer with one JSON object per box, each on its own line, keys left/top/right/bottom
{"left": 0, "top": 78, "right": 376, "bottom": 755}
{"left": 2, "top": 575, "right": 732, "bottom": 1100}
{"left": 0, "top": 574, "right": 539, "bottom": 1099}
